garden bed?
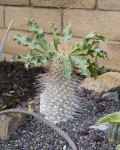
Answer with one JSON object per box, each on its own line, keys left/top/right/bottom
{"left": 0, "top": 61, "right": 119, "bottom": 150}
{"left": 0, "top": 61, "right": 44, "bottom": 110}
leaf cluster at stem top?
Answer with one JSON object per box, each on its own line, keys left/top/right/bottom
{"left": 12, "top": 19, "right": 108, "bottom": 79}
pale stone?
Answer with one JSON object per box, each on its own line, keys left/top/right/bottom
{"left": 5, "top": 7, "right": 61, "bottom": 33}
{"left": 64, "top": 10, "right": 120, "bottom": 41}
{"left": 102, "top": 92, "right": 119, "bottom": 101}
{"left": 0, "top": 113, "right": 26, "bottom": 140}
{"left": 98, "top": 0, "right": 120, "bottom": 11}
{"left": 90, "top": 123, "right": 110, "bottom": 131}
{"left": 31, "top": 0, "right": 95, "bottom": 9}
{"left": 0, "top": 7, "right": 4, "bottom": 28}
{"left": 0, "top": 0, "right": 29, "bottom": 5}
{"left": 80, "top": 72, "right": 120, "bottom": 93}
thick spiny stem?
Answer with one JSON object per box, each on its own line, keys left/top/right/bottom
{"left": 40, "top": 62, "right": 80, "bottom": 123}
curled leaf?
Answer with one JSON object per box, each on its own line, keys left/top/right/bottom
{"left": 60, "top": 55, "right": 72, "bottom": 79}
{"left": 97, "top": 112, "right": 120, "bottom": 125}
{"left": 51, "top": 22, "right": 58, "bottom": 51}
{"left": 60, "top": 22, "right": 72, "bottom": 44}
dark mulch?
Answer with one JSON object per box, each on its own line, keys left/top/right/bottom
{"left": 0, "top": 61, "right": 120, "bottom": 150}
{"left": 0, "top": 61, "right": 44, "bottom": 110}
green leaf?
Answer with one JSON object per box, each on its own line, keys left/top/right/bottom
{"left": 26, "top": 19, "right": 47, "bottom": 43}
{"left": 96, "top": 34, "right": 106, "bottom": 42}
{"left": 69, "top": 41, "right": 107, "bottom": 59}
{"left": 36, "top": 34, "right": 49, "bottom": 51}
{"left": 39, "top": 56, "right": 47, "bottom": 64}
{"left": 84, "top": 31, "right": 98, "bottom": 42}
{"left": 12, "top": 52, "right": 48, "bottom": 69}
{"left": 92, "top": 40, "right": 100, "bottom": 45}
{"left": 12, "top": 19, "right": 108, "bottom": 80}
{"left": 60, "top": 56, "right": 72, "bottom": 79}
{"left": 60, "top": 22, "right": 72, "bottom": 44}
{"left": 99, "top": 65, "right": 106, "bottom": 73}
{"left": 71, "top": 56, "right": 90, "bottom": 76}
{"left": 12, "top": 35, "right": 31, "bottom": 46}
{"left": 68, "top": 43, "right": 83, "bottom": 55}
{"left": 25, "top": 61, "right": 30, "bottom": 69}
{"left": 116, "top": 144, "right": 120, "bottom": 150}
{"left": 26, "top": 19, "right": 49, "bottom": 51}
{"left": 30, "top": 57, "right": 37, "bottom": 64}
{"left": 93, "top": 47, "right": 108, "bottom": 59}
{"left": 31, "top": 53, "right": 47, "bottom": 64}
{"left": 87, "top": 60, "right": 98, "bottom": 78}
{"left": 97, "top": 112, "right": 120, "bottom": 125}
{"left": 69, "top": 43, "right": 93, "bottom": 57}
{"left": 83, "top": 31, "right": 106, "bottom": 43}
{"left": 51, "top": 22, "right": 58, "bottom": 51}
{"left": 12, "top": 34, "right": 48, "bottom": 54}
{"left": 12, "top": 55, "right": 22, "bottom": 61}
{"left": 69, "top": 41, "right": 108, "bottom": 60}
{"left": 50, "top": 53, "right": 60, "bottom": 61}
{"left": 22, "top": 53, "right": 32, "bottom": 59}
{"left": 87, "top": 60, "right": 106, "bottom": 78}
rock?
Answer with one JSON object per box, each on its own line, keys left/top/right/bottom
{"left": 91, "top": 134, "right": 102, "bottom": 142}
{"left": 102, "top": 91, "right": 119, "bottom": 101}
{"left": 97, "top": 103, "right": 106, "bottom": 112}
{"left": 0, "top": 112, "right": 26, "bottom": 140}
{"left": 80, "top": 140, "right": 89, "bottom": 147}
{"left": 78, "top": 128, "right": 89, "bottom": 136}
{"left": 63, "top": 145, "right": 67, "bottom": 150}
{"left": 11, "top": 132, "right": 20, "bottom": 140}
{"left": 94, "top": 94, "right": 103, "bottom": 103}
{"left": 86, "top": 93, "right": 94, "bottom": 100}
{"left": 80, "top": 72, "right": 120, "bottom": 93}
{"left": 90, "top": 123, "right": 110, "bottom": 131}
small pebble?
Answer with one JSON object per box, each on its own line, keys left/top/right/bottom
{"left": 97, "top": 103, "right": 106, "bottom": 112}
{"left": 91, "top": 134, "right": 102, "bottom": 142}
{"left": 78, "top": 128, "right": 89, "bottom": 136}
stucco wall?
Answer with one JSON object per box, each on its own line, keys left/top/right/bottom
{"left": 0, "top": 0, "right": 120, "bottom": 70}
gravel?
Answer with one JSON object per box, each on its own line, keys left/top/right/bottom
{"left": 57, "top": 87, "right": 119, "bottom": 150}
{"left": 0, "top": 87, "right": 119, "bottom": 150}
{"left": 0, "top": 118, "right": 70, "bottom": 150}
{"left": 0, "top": 62, "right": 119, "bottom": 150}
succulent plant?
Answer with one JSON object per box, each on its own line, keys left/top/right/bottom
{"left": 12, "top": 19, "right": 108, "bottom": 123}
{"left": 117, "top": 144, "right": 120, "bottom": 150}
{"left": 97, "top": 112, "right": 120, "bottom": 150}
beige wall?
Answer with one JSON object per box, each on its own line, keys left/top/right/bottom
{"left": 0, "top": 0, "right": 120, "bottom": 70}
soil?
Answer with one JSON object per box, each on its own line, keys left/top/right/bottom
{"left": 0, "top": 61, "right": 44, "bottom": 110}
{"left": 0, "top": 61, "right": 120, "bottom": 150}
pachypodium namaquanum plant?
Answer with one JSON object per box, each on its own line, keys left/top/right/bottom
{"left": 97, "top": 112, "right": 120, "bottom": 150}
{"left": 12, "top": 19, "right": 108, "bottom": 123}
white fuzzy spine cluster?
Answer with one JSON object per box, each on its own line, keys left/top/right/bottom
{"left": 40, "top": 62, "right": 79, "bottom": 124}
